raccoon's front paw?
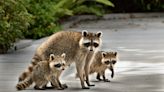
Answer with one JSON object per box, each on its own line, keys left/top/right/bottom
{"left": 96, "top": 78, "right": 102, "bottom": 81}
{"left": 86, "top": 81, "right": 95, "bottom": 86}
{"left": 82, "top": 86, "right": 90, "bottom": 89}
{"left": 88, "top": 84, "right": 95, "bottom": 86}
{"left": 103, "top": 79, "right": 110, "bottom": 82}
{"left": 57, "top": 87, "right": 64, "bottom": 90}
{"left": 61, "top": 84, "right": 68, "bottom": 89}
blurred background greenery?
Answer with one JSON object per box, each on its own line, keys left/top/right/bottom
{"left": 0, "top": 0, "right": 164, "bottom": 53}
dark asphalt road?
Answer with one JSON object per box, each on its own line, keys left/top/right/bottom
{"left": 0, "top": 17, "right": 164, "bottom": 92}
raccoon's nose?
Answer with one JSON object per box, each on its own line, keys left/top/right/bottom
{"left": 90, "top": 49, "right": 93, "bottom": 51}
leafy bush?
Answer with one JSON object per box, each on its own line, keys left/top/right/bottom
{"left": 0, "top": 0, "right": 114, "bottom": 53}
{"left": 2, "top": 0, "right": 163, "bottom": 54}
{"left": 0, "top": 0, "right": 32, "bottom": 53}
{"left": 25, "top": 0, "right": 114, "bottom": 39}
{"left": 23, "top": 0, "right": 60, "bottom": 39}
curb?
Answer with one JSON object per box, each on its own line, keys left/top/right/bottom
{"left": 7, "top": 13, "right": 164, "bottom": 53}
{"left": 8, "top": 39, "right": 33, "bottom": 53}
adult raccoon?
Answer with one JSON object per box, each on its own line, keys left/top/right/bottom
{"left": 18, "top": 30, "right": 102, "bottom": 89}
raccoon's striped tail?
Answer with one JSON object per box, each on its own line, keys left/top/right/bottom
{"left": 16, "top": 77, "right": 33, "bottom": 90}
{"left": 18, "top": 55, "right": 41, "bottom": 82}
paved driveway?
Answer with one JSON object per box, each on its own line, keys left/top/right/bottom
{"left": 0, "top": 16, "right": 164, "bottom": 92}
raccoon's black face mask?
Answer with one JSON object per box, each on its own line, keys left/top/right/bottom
{"left": 81, "top": 30, "right": 102, "bottom": 51}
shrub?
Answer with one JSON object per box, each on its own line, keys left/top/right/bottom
{"left": 0, "top": 0, "right": 114, "bottom": 53}
{"left": 0, "top": 0, "right": 32, "bottom": 53}
{"left": 23, "top": 0, "right": 61, "bottom": 39}
{"left": 24, "top": 0, "right": 114, "bottom": 39}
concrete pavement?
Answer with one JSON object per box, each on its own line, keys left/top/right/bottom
{"left": 0, "top": 14, "right": 164, "bottom": 92}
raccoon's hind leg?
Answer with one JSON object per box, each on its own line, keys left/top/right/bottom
{"left": 34, "top": 79, "right": 48, "bottom": 90}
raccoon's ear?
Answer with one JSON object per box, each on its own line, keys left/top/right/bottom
{"left": 50, "top": 54, "right": 55, "bottom": 61}
{"left": 114, "top": 52, "right": 117, "bottom": 56}
{"left": 102, "top": 52, "right": 106, "bottom": 57}
{"left": 96, "top": 31, "right": 102, "bottom": 37}
{"left": 61, "top": 53, "right": 66, "bottom": 58}
{"left": 82, "top": 30, "right": 88, "bottom": 37}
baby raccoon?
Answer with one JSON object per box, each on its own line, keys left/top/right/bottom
{"left": 16, "top": 53, "right": 66, "bottom": 90}
{"left": 86, "top": 51, "right": 117, "bottom": 82}
{"left": 94, "top": 51, "right": 117, "bottom": 82}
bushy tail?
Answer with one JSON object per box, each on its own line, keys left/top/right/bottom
{"left": 18, "top": 55, "right": 41, "bottom": 82}
{"left": 16, "top": 77, "right": 33, "bottom": 90}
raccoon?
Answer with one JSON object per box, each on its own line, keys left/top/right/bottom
{"left": 16, "top": 53, "right": 67, "bottom": 90}
{"left": 93, "top": 51, "right": 117, "bottom": 82}
{"left": 76, "top": 51, "right": 117, "bottom": 82}
{"left": 18, "top": 30, "right": 102, "bottom": 89}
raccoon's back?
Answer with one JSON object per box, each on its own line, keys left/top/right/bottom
{"left": 33, "top": 61, "right": 50, "bottom": 75}
{"left": 36, "top": 31, "right": 82, "bottom": 62}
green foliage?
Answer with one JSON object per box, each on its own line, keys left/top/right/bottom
{"left": 73, "top": 5, "right": 104, "bottom": 16}
{"left": 23, "top": 0, "right": 60, "bottom": 39}
{"left": 0, "top": 0, "right": 114, "bottom": 53}
{"left": 24, "top": 0, "right": 114, "bottom": 39}
{"left": 1, "top": 0, "right": 164, "bottom": 54}
{"left": 0, "top": 0, "right": 32, "bottom": 53}
{"left": 96, "top": 0, "right": 114, "bottom": 7}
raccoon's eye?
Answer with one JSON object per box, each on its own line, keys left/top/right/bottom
{"left": 112, "top": 60, "right": 116, "bottom": 64}
{"left": 104, "top": 61, "right": 110, "bottom": 64}
{"left": 93, "top": 43, "right": 99, "bottom": 47}
{"left": 54, "top": 64, "right": 61, "bottom": 68}
{"left": 83, "top": 43, "right": 90, "bottom": 47}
